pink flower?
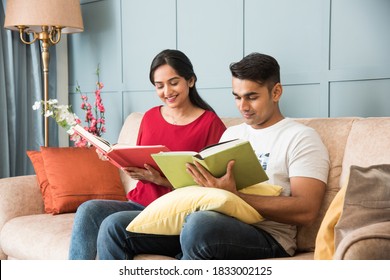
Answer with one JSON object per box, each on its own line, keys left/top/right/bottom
{"left": 74, "top": 65, "right": 106, "bottom": 147}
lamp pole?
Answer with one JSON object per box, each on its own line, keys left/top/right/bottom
{"left": 17, "top": 25, "right": 62, "bottom": 147}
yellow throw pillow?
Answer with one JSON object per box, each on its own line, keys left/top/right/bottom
{"left": 314, "top": 185, "right": 347, "bottom": 260}
{"left": 239, "top": 182, "right": 283, "bottom": 196}
{"left": 127, "top": 183, "right": 283, "bottom": 235}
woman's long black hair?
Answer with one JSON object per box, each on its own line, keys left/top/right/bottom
{"left": 149, "top": 49, "right": 215, "bottom": 113}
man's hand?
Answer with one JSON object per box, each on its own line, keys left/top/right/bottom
{"left": 186, "top": 160, "right": 238, "bottom": 194}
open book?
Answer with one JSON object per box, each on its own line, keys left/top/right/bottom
{"left": 72, "top": 124, "right": 169, "bottom": 171}
{"left": 151, "top": 139, "right": 268, "bottom": 190}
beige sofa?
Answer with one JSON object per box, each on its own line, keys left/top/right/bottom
{"left": 1, "top": 112, "right": 390, "bottom": 260}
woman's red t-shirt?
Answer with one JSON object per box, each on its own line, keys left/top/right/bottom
{"left": 126, "top": 106, "right": 226, "bottom": 206}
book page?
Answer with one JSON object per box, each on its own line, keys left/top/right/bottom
{"left": 73, "top": 124, "right": 111, "bottom": 153}
{"left": 199, "top": 139, "right": 245, "bottom": 158}
{"left": 113, "top": 144, "right": 168, "bottom": 150}
{"left": 153, "top": 151, "right": 198, "bottom": 156}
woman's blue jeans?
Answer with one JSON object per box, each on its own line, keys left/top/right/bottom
{"left": 68, "top": 199, "right": 145, "bottom": 260}
{"left": 97, "top": 210, "right": 289, "bottom": 260}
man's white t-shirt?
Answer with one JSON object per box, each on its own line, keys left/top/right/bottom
{"left": 220, "top": 118, "right": 329, "bottom": 256}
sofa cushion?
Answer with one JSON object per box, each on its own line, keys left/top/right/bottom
{"left": 333, "top": 221, "right": 390, "bottom": 260}
{"left": 334, "top": 164, "right": 390, "bottom": 253}
{"left": 0, "top": 213, "right": 74, "bottom": 260}
{"left": 127, "top": 183, "right": 282, "bottom": 235}
{"left": 27, "top": 147, "right": 127, "bottom": 214}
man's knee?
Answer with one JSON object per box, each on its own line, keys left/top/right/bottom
{"left": 184, "top": 211, "right": 225, "bottom": 229}
{"left": 180, "top": 211, "right": 225, "bottom": 259}
{"left": 181, "top": 211, "right": 225, "bottom": 242}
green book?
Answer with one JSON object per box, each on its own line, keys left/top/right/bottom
{"left": 151, "top": 139, "right": 268, "bottom": 190}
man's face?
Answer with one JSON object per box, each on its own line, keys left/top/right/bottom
{"left": 232, "top": 77, "right": 282, "bottom": 129}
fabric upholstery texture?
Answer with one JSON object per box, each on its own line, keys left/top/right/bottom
{"left": 340, "top": 118, "right": 390, "bottom": 184}
{"left": 28, "top": 147, "right": 127, "bottom": 214}
{"left": 334, "top": 164, "right": 390, "bottom": 252}
{"left": 333, "top": 221, "right": 390, "bottom": 260}
{"left": 127, "top": 184, "right": 282, "bottom": 235}
{"left": 0, "top": 175, "right": 44, "bottom": 259}
{"left": 1, "top": 213, "right": 74, "bottom": 260}
{"left": 294, "top": 118, "right": 354, "bottom": 251}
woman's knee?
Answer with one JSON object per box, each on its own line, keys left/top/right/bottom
{"left": 76, "top": 199, "right": 106, "bottom": 216}
{"left": 100, "top": 211, "right": 141, "bottom": 239}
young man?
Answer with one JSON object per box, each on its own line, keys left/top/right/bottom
{"left": 97, "top": 53, "right": 330, "bottom": 259}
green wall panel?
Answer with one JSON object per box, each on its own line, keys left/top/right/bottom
{"left": 122, "top": 0, "right": 177, "bottom": 91}
{"left": 330, "top": 79, "right": 390, "bottom": 117}
{"left": 177, "top": 0, "right": 243, "bottom": 88}
{"left": 68, "top": 0, "right": 390, "bottom": 143}
{"left": 69, "top": 0, "right": 122, "bottom": 92}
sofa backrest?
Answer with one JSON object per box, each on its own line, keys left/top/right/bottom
{"left": 117, "top": 112, "right": 144, "bottom": 194}
{"left": 293, "top": 118, "right": 354, "bottom": 251}
{"left": 340, "top": 118, "right": 390, "bottom": 185}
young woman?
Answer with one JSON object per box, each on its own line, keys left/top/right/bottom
{"left": 68, "top": 49, "right": 226, "bottom": 259}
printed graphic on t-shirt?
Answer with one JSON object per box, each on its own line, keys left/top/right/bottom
{"left": 258, "top": 153, "right": 270, "bottom": 171}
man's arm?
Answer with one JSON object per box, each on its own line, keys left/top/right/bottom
{"left": 239, "top": 176, "right": 325, "bottom": 226}
{"left": 186, "top": 160, "right": 326, "bottom": 226}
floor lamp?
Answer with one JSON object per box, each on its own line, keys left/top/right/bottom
{"left": 4, "top": 0, "right": 83, "bottom": 147}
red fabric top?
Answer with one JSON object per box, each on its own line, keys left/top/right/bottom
{"left": 126, "top": 106, "right": 226, "bottom": 206}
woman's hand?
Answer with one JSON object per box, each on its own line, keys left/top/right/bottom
{"left": 122, "top": 164, "right": 173, "bottom": 189}
{"left": 96, "top": 149, "right": 109, "bottom": 161}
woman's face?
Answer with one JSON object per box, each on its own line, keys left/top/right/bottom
{"left": 153, "top": 64, "right": 194, "bottom": 108}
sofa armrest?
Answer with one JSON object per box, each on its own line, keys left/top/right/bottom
{"left": 333, "top": 221, "right": 390, "bottom": 260}
{"left": 0, "top": 175, "right": 45, "bottom": 231}
{"left": 0, "top": 175, "right": 45, "bottom": 259}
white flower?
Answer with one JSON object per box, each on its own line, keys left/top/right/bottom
{"left": 32, "top": 101, "right": 41, "bottom": 110}
{"left": 67, "top": 127, "right": 76, "bottom": 136}
{"left": 65, "top": 113, "right": 78, "bottom": 126}
{"left": 56, "top": 106, "right": 70, "bottom": 122}
{"left": 33, "top": 97, "right": 102, "bottom": 148}
{"left": 48, "top": 99, "right": 58, "bottom": 105}
{"left": 45, "top": 110, "right": 54, "bottom": 117}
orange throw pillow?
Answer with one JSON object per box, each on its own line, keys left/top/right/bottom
{"left": 28, "top": 147, "right": 127, "bottom": 214}
{"left": 27, "top": 150, "right": 53, "bottom": 213}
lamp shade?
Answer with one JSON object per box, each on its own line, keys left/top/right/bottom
{"left": 4, "top": 0, "right": 84, "bottom": 34}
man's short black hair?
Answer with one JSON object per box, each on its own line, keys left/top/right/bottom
{"left": 229, "top": 53, "right": 280, "bottom": 91}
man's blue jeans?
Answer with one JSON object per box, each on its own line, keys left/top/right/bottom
{"left": 68, "top": 199, "right": 145, "bottom": 260}
{"left": 97, "top": 210, "right": 289, "bottom": 260}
